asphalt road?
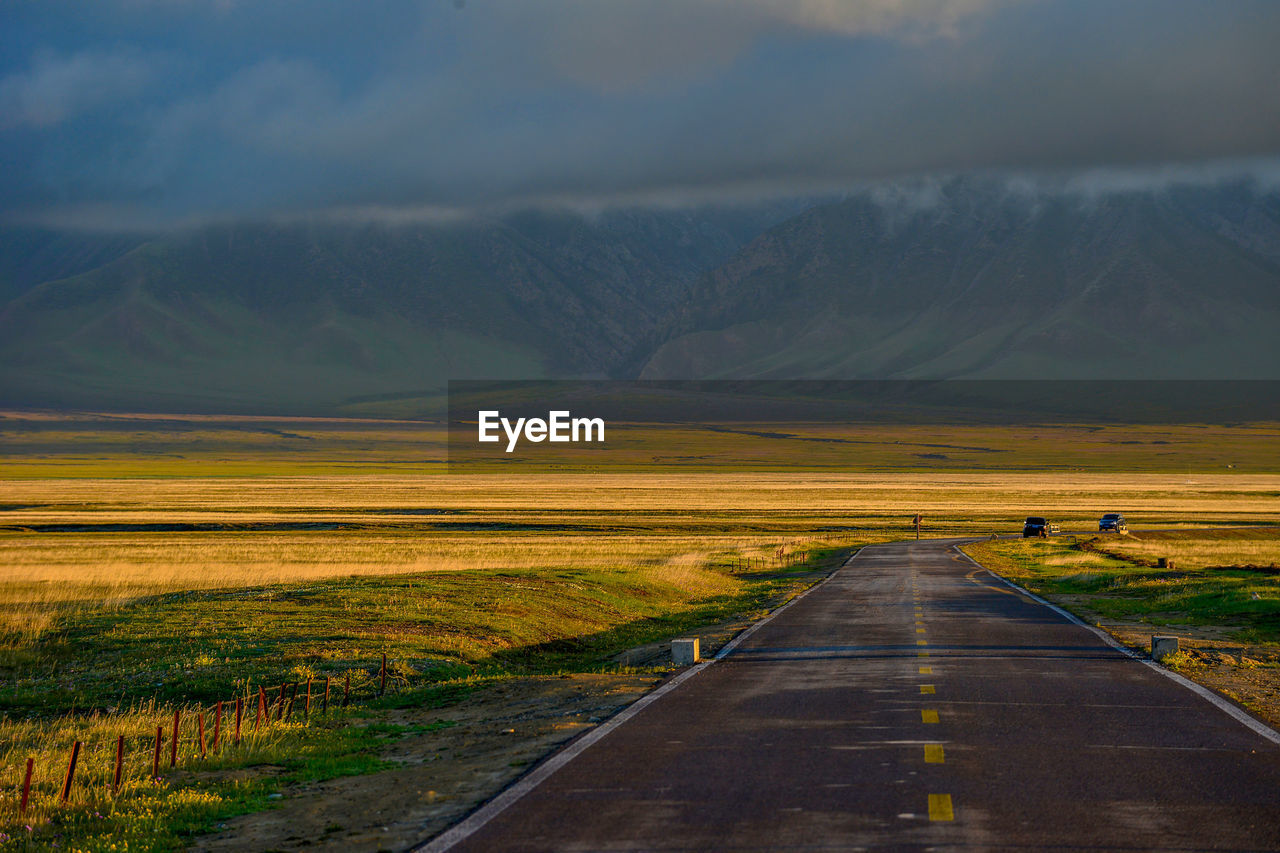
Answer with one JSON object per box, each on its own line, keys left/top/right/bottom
{"left": 420, "top": 539, "right": 1280, "bottom": 851}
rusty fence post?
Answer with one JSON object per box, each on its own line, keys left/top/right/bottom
{"left": 20, "top": 757, "right": 34, "bottom": 814}
{"left": 112, "top": 735, "right": 124, "bottom": 795}
{"left": 170, "top": 708, "right": 180, "bottom": 768}
{"left": 255, "top": 687, "right": 267, "bottom": 731}
{"left": 59, "top": 741, "right": 82, "bottom": 804}
{"left": 323, "top": 676, "right": 331, "bottom": 713}
{"left": 284, "top": 682, "right": 298, "bottom": 721}
{"left": 235, "top": 696, "right": 244, "bottom": 744}
{"left": 212, "top": 701, "right": 222, "bottom": 753}
{"left": 304, "top": 678, "right": 312, "bottom": 719}
{"left": 275, "top": 683, "right": 287, "bottom": 721}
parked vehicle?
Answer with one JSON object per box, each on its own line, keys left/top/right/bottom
{"left": 1099, "top": 512, "right": 1127, "bottom": 532}
{"left": 1022, "top": 517, "right": 1060, "bottom": 537}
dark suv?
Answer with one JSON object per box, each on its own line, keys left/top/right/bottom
{"left": 1099, "top": 513, "right": 1127, "bottom": 532}
{"left": 1023, "top": 517, "right": 1049, "bottom": 537}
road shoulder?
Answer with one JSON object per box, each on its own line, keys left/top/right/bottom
{"left": 960, "top": 537, "right": 1280, "bottom": 733}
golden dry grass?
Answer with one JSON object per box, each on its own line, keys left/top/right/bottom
{"left": 5, "top": 471, "right": 1279, "bottom": 518}
{"left": 1092, "top": 531, "right": 1280, "bottom": 570}
{"left": 0, "top": 530, "right": 791, "bottom": 643}
{"left": 3, "top": 471, "right": 1278, "bottom": 642}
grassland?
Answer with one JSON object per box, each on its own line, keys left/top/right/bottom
{"left": 5, "top": 470, "right": 1279, "bottom": 644}
{"left": 1, "top": 527, "right": 846, "bottom": 850}
{"left": 4, "top": 409, "right": 1278, "bottom": 475}
{"left": 2, "top": 411, "right": 1279, "bottom": 850}
{"left": 1087, "top": 527, "right": 1280, "bottom": 571}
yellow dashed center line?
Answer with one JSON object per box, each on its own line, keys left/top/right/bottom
{"left": 928, "top": 793, "right": 954, "bottom": 821}
{"left": 916, "top": 577, "right": 953, "bottom": 821}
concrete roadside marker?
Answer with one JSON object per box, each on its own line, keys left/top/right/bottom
{"left": 1151, "top": 635, "right": 1179, "bottom": 661}
{"left": 672, "top": 638, "right": 700, "bottom": 665}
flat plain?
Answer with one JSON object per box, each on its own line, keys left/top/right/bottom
{"left": 1, "top": 411, "right": 1278, "bottom": 850}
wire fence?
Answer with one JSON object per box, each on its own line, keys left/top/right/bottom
{"left": 6, "top": 652, "right": 397, "bottom": 822}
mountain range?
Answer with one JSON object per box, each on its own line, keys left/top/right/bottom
{"left": 641, "top": 181, "right": 1280, "bottom": 381}
{"left": 2, "top": 180, "right": 1278, "bottom": 415}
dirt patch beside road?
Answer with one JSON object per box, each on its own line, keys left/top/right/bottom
{"left": 193, "top": 672, "right": 661, "bottom": 852}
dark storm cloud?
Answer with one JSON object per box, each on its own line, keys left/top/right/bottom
{"left": 2, "top": 0, "right": 1279, "bottom": 229}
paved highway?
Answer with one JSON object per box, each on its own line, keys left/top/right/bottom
{"left": 418, "top": 539, "right": 1280, "bottom": 851}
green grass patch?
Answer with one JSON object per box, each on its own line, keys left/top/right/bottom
{"left": 1, "top": 553, "right": 841, "bottom": 715}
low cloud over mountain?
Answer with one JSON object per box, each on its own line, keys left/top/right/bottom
{"left": 3, "top": 1, "right": 1280, "bottom": 228}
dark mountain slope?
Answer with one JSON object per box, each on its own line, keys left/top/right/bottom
{"left": 0, "top": 206, "right": 796, "bottom": 413}
{"left": 0, "top": 227, "right": 146, "bottom": 304}
{"left": 640, "top": 181, "right": 1280, "bottom": 379}
{"left": 3, "top": 183, "right": 1277, "bottom": 416}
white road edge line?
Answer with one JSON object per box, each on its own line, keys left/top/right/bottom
{"left": 410, "top": 548, "right": 864, "bottom": 852}
{"left": 952, "top": 543, "right": 1280, "bottom": 746}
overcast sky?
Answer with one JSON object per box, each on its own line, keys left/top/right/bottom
{"left": 3, "top": 0, "right": 1280, "bottom": 229}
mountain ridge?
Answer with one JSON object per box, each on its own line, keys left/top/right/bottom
{"left": 2, "top": 182, "right": 1278, "bottom": 415}
{"left": 0, "top": 205, "right": 800, "bottom": 413}
{"left": 640, "top": 181, "right": 1280, "bottom": 380}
